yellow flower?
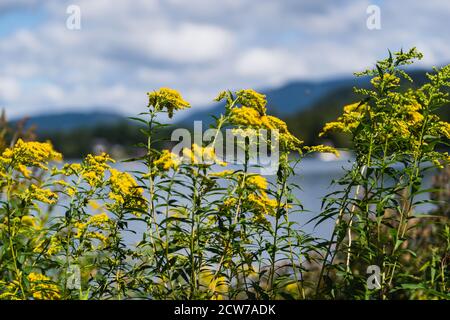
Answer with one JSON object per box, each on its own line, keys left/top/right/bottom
{"left": 319, "top": 121, "right": 345, "bottom": 137}
{"left": 248, "top": 192, "right": 278, "bottom": 216}
{"left": 33, "top": 236, "right": 62, "bottom": 256}
{"left": 88, "top": 213, "right": 110, "bottom": 227}
{"left": 209, "top": 169, "right": 234, "bottom": 177}
{"left": 182, "top": 144, "right": 226, "bottom": 166}
{"left": 27, "top": 273, "right": 60, "bottom": 300}
{"left": 0, "top": 139, "right": 62, "bottom": 173}
{"left": 304, "top": 145, "right": 340, "bottom": 157}
{"left": 236, "top": 89, "right": 267, "bottom": 115}
{"left": 247, "top": 175, "right": 268, "bottom": 190}
{"left": 87, "top": 231, "right": 108, "bottom": 245}
{"left": 21, "top": 215, "right": 39, "bottom": 229}
{"left": 0, "top": 280, "right": 20, "bottom": 300}
{"left": 82, "top": 153, "right": 114, "bottom": 187}
{"left": 74, "top": 221, "right": 87, "bottom": 238}
{"left": 320, "top": 102, "right": 368, "bottom": 136}
{"left": 438, "top": 121, "right": 450, "bottom": 139}
{"left": 222, "top": 198, "right": 237, "bottom": 208}
{"left": 65, "top": 186, "right": 76, "bottom": 197}
{"left": 62, "top": 163, "right": 82, "bottom": 175}
{"left": 88, "top": 200, "right": 101, "bottom": 210}
{"left": 229, "top": 106, "right": 263, "bottom": 127}
{"left": 229, "top": 105, "right": 302, "bottom": 151}
{"left": 147, "top": 87, "right": 190, "bottom": 118}
{"left": 199, "top": 269, "right": 228, "bottom": 300}
{"left": 370, "top": 73, "right": 400, "bottom": 88}
{"left": 108, "top": 169, "right": 146, "bottom": 213}
{"left": 18, "top": 164, "right": 32, "bottom": 178}
{"left": 154, "top": 149, "right": 181, "bottom": 171}
{"left": 55, "top": 180, "right": 69, "bottom": 187}
{"left": 82, "top": 171, "right": 101, "bottom": 187}
{"left": 26, "top": 185, "right": 58, "bottom": 205}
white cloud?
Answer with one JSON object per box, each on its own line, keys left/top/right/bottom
{"left": 146, "top": 23, "right": 234, "bottom": 63}
{"left": 1, "top": 0, "right": 450, "bottom": 118}
{"left": 235, "top": 48, "right": 306, "bottom": 85}
{"left": 0, "top": 77, "right": 21, "bottom": 102}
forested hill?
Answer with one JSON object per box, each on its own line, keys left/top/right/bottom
{"left": 9, "top": 68, "right": 449, "bottom": 158}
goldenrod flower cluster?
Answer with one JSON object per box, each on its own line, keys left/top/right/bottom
{"left": 0, "top": 139, "right": 62, "bottom": 179}
{"left": 227, "top": 90, "right": 303, "bottom": 151}
{"left": 108, "top": 168, "right": 147, "bottom": 213}
{"left": 320, "top": 102, "right": 368, "bottom": 137}
{"left": 22, "top": 184, "right": 58, "bottom": 205}
{"left": 182, "top": 144, "right": 226, "bottom": 166}
{"left": 33, "top": 235, "right": 62, "bottom": 256}
{"left": 209, "top": 169, "right": 234, "bottom": 177}
{"left": 304, "top": 145, "right": 340, "bottom": 157}
{"left": 27, "top": 273, "right": 60, "bottom": 300}
{"left": 153, "top": 149, "right": 181, "bottom": 171}
{"left": 0, "top": 280, "right": 21, "bottom": 300}
{"left": 63, "top": 153, "right": 114, "bottom": 189}
{"left": 246, "top": 175, "right": 278, "bottom": 216}
{"left": 72, "top": 212, "right": 112, "bottom": 247}
{"left": 147, "top": 87, "right": 190, "bottom": 118}
{"left": 246, "top": 174, "right": 268, "bottom": 190}
{"left": 198, "top": 269, "right": 228, "bottom": 300}
{"left": 236, "top": 89, "right": 267, "bottom": 115}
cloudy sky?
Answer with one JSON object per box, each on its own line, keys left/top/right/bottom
{"left": 1, "top": 0, "right": 450, "bottom": 118}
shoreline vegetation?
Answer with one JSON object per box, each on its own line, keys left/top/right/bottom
{"left": 0, "top": 48, "right": 449, "bottom": 300}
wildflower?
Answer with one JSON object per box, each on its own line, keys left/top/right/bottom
{"left": 82, "top": 171, "right": 101, "bottom": 187}
{"left": 199, "top": 269, "right": 229, "bottom": 300}
{"left": 0, "top": 139, "right": 62, "bottom": 177}
{"left": 27, "top": 273, "right": 60, "bottom": 300}
{"left": 438, "top": 121, "right": 450, "bottom": 139}
{"left": 222, "top": 198, "right": 237, "bottom": 208}
{"left": 248, "top": 193, "right": 278, "bottom": 216}
{"left": 229, "top": 106, "right": 263, "bottom": 127}
{"left": 82, "top": 153, "right": 114, "bottom": 187}
{"left": 154, "top": 149, "right": 181, "bottom": 171}
{"left": 18, "top": 164, "right": 32, "bottom": 178}
{"left": 87, "top": 213, "right": 110, "bottom": 227}
{"left": 87, "top": 231, "right": 108, "bottom": 245}
{"left": 320, "top": 102, "right": 368, "bottom": 137}
{"left": 24, "top": 185, "right": 58, "bottom": 205}
{"left": 236, "top": 89, "right": 267, "bottom": 115}
{"left": 55, "top": 180, "right": 69, "bottom": 187}
{"left": 108, "top": 169, "right": 147, "bottom": 213}
{"left": 147, "top": 87, "right": 190, "bottom": 118}
{"left": 229, "top": 106, "right": 302, "bottom": 151}
{"left": 304, "top": 145, "right": 340, "bottom": 157}
{"left": 62, "top": 163, "right": 82, "bottom": 176}
{"left": 21, "top": 215, "right": 39, "bottom": 229}
{"left": 65, "top": 187, "right": 76, "bottom": 197}
{"left": 88, "top": 200, "right": 101, "bottom": 210}
{"left": 33, "top": 236, "right": 62, "bottom": 256}
{"left": 74, "top": 222, "right": 87, "bottom": 238}
{"left": 319, "top": 121, "right": 346, "bottom": 137}
{"left": 182, "top": 144, "right": 226, "bottom": 166}
{"left": 370, "top": 73, "right": 400, "bottom": 88}
{"left": 246, "top": 175, "right": 268, "bottom": 190}
{"left": 0, "top": 280, "right": 20, "bottom": 300}
{"left": 209, "top": 170, "right": 235, "bottom": 177}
